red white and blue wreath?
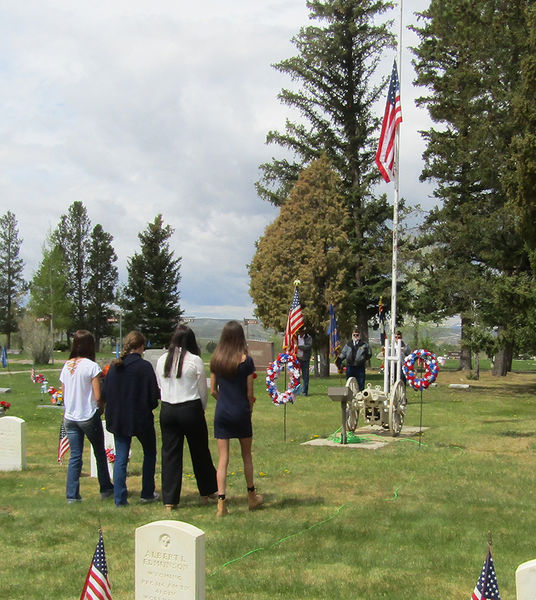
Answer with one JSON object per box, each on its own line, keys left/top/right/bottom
{"left": 403, "top": 349, "right": 439, "bottom": 391}
{"left": 266, "top": 352, "right": 301, "bottom": 405}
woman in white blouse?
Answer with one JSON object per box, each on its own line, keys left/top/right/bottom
{"left": 155, "top": 325, "right": 217, "bottom": 511}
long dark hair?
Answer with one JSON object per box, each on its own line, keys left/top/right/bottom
{"left": 69, "top": 330, "right": 96, "bottom": 362}
{"left": 163, "top": 325, "right": 200, "bottom": 378}
{"left": 210, "top": 320, "right": 247, "bottom": 379}
{"left": 112, "top": 331, "right": 146, "bottom": 368}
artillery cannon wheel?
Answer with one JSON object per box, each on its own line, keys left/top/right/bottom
{"left": 345, "top": 377, "right": 360, "bottom": 432}
{"left": 389, "top": 379, "right": 406, "bottom": 437}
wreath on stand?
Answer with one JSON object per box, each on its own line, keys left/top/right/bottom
{"left": 266, "top": 352, "right": 301, "bottom": 405}
{"left": 403, "top": 349, "right": 439, "bottom": 391}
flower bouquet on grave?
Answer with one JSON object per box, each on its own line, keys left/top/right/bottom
{"left": 0, "top": 400, "right": 11, "bottom": 416}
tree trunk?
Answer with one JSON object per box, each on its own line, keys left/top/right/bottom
{"left": 459, "top": 316, "right": 472, "bottom": 370}
{"left": 492, "top": 339, "right": 513, "bottom": 377}
{"left": 473, "top": 351, "right": 480, "bottom": 380}
{"left": 318, "top": 341, "right": 330, "bottom": 377}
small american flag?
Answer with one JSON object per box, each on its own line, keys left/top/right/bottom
{"left": 80, "top": 530, "right": 113, "bottom": 600}
{"left": 472, "top": 550, "right": 501, "bottom": 600}
{"left": 57, "top": 420, "right": 70, "bottom": 464}
{"left": 375, "top": 60, "right": 402, "bottom": 183}
{"left": 283, "top": 288, "right": 304, "bottom": 356}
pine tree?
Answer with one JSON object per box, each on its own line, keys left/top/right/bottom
{"left": 87, "top": 224, "right": 118, "bottom": 351}
{"left": 0, "top": 211, "right": 25, "bottom": 348}
{"left": 54, "top": 201, "right": 91, "bottom": 330}
{"left": 123, "top": 215, "right": 182, "bottom": 346}
{"left": 257, "top": 0, "right": 397, "bottom": 335}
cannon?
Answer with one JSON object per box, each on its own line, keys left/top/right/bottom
{"left": 344, "top": 377, "right": 406, "bottom": 437}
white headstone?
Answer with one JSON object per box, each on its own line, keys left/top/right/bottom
{"left": 0, "top": 416, "right": 26, "bottom": 471}
{"left": 135, "top": 520, "right": 205, "bottom": 600}
{"left": 90, "top": 419, "right": 115, "bottom": 480}
{"left": 143, "top": 349, "right": 166, "bottom": 371}
{"left": 516, "top": 558, "right": 536, "bottom": 600}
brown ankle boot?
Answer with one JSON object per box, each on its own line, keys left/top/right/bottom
{"left": 248, "top": 489, "right": 263, "bottom": 511}
{"left": 217, "top": 498, "right": 228, "bottom": 517}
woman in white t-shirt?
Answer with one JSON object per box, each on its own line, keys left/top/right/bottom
{"left": 155, "top": 325, "right": 217, "bottom": 511}
{"left": 60, "top": 330, "right": 113, "bottom": 503}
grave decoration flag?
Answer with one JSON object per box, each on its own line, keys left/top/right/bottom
{"left": 472, "top": 549, "right": 501, "bottom": 600}
{"left": 57, "top": 420, "right": 70, "bottom": 464}
{"left": 375, "top": 60, "right": 402, "bottom": 184}
{"left": 1, "top": 346, "right": 7, "bottom": 368}
{"left": 283, "top": 287, "right": 304, "bottom": 357}
{"left": 80, "top": 529, "right": 113, "bottom": 600}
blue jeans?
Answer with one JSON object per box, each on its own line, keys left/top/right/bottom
{"left": 64, "top": 412, "right": 113, "bottom": 500}
{"left": 113, "top": 426, "right": 156, "bottom": 506}
{"left": 299, "top": 359, "right": 310, "bottom": 395}
{"left": 346, "top": 365, "right": 366, "bottom": 392}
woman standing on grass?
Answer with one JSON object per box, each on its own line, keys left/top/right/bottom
{"left": 103, "top": 331, "right": 160, "bottom": 507}
{"left": 60, "top": 330, "right": 113, "bottom": 503}
{"left": 156, "top": 325, "right": 218, "bottom": 512}
{"left": 210, "top": 320, "right": 263, "bottom": 517}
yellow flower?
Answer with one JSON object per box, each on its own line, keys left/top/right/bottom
{"left": 259, "top": 472, "right": 266, "bottom": 477}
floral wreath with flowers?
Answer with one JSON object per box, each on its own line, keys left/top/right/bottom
{"left": 266, "top": 352, "right": 301, "bottom": 405}
{"left": 403, "top": 349, "right": 439, "bottom": 391}
{"left": 47, "top": 386, "right": 64, "bottom": 405}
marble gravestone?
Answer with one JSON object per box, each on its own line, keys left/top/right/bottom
{"left": 90, "top": 419, "right": 115, "bottom": 480}
{"left": 516, "top": 558, "right": 536, "bottom": 600}
{"left": 135, "top": 520, "right": 205, "bottom": 600}
{"left": 0, "top": 416, "right": 26, "bottom": 471}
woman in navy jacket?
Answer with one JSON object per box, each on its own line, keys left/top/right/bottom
{"left": 102, "top": 331, "right": 160, "bottom": 506}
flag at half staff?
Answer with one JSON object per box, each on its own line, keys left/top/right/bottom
{"left": 472, "top": 549, "right": 501, "bottom": 600}
{"left": 80, "top": 529, "right": 113, "bottom": 600}
{"left": 283, "top": 287, "right": 304, "bottom": 356}
{"left": 375, "top": 60, "right": 402, "bottom": 184}
{"left": 57, "top": 419, "right": 70, "bottom": 464}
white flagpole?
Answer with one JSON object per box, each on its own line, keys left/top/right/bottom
{"left": 389, "top": 0, "right": 403, "bottom": 390}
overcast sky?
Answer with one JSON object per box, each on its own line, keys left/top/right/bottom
{"left": 1, "top": 0, "right": 433, "bottom": 320}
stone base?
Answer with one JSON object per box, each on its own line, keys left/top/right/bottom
{"left": 302, "top": 426, "right": 428, "bottom": 450}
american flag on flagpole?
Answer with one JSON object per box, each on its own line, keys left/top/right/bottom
{"left": 57, "top": 419, "right": 70, "bottom": 464}
{"left": 80, "top": 530, "right": 113, "bottom": 600}
{"left": 375, "top": 60, "right": 402, "bottom": 184}
{"left": 283, "top": 288, "right": 304, "bottom": 356}
{"left": 472, "top": 549, "right": 501, "bottom": 600}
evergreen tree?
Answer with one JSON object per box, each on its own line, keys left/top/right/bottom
{"left": 87, "top": 224, "right": 118, "bottom": 351}
{"left": 411, "top": 0, "right": 531, "bottom": 373}
{"left": 123, "top": 215, "right": 182, "bottom": 346}
{"left": 0, "top": 211, "right": 25, "bottom": 348}
{"left": 54, "top": 201, "right": 91, "bottom": 329}
{"left": 257, "top": 0, "right": 397, "bottom": 336}
{"left": 250, "top": 155, "right": 351, "bottom": 374}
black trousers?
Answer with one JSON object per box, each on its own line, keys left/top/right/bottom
{"left": 160, "top": 400, "right": 217, "bottom": 505}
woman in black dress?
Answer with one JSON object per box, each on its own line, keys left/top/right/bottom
{"left": 210, "top": 320, "right": 263, "bottom": 516}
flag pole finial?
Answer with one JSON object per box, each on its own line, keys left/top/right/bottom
{"left": 488, "top": 530, "right": 493, "bottom": 549}
{"left": 294, "top": 279, "right": 301, "bottom": 287}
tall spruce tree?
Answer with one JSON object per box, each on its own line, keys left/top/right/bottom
{"left": 257, "top": 0, "right": 397, "bottom": 337}
{"left": 87, "top": 224, "right": 118, "bottom": 351}
{"left": 411, "top": 0, "right": 531, "bottom": 374}
{"left": 123, "top": 214, "right": 182, "bottom": 346}
{"left": 54, "top": 201, "right": 91, "bottom": 330}
{"left": 0, "top": 211, "right": 25, "bottom": 348}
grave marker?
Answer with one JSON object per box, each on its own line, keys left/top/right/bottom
{"left": 90, "top": 419, "right": 115, "bottom": 480}
{"left": 516, "top": 558, "right": 536, "bottom": 600}
{"left": 0, "top": 416, "right": 26, "bottom": 471}
{"left": 135, "top": 520, "right": 205, "bottom": 600}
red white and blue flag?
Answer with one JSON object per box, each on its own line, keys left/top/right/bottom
{"left": 472, "top": 550, "right": 501, "bottom": 600}
{"left": 283, "top": 288, "right": 304, "bottom": 356}
{"left": 375, "top": 60, "right": 402, "bottom": 183}
{"left": 80, "top": 530, "right": 113, "bottom": 600}
{"left": 57, "top": 419, "right": 70, "bottom": 464}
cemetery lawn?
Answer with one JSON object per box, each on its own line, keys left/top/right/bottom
{"left": 1, "top": 365, "right": 536, "bottom": 599}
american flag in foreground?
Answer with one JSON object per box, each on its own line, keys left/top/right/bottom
{"left": 472, "top": 549, "right": 501, "bottom": 600}
{"left": 57, "top": 420, "right": 70, "bottom": 464}
{"left": 80, "top": 530, "right": 113, "bottom": 600}
{"left": 283, "top": 287, "right": 304, "bottom": 357}
{"left": 375, "top": 59, "right": 402, "bottom": 184}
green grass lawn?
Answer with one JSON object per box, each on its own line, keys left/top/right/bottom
{"left": 1, "top": 362, "right": 536, "bottom": 599}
